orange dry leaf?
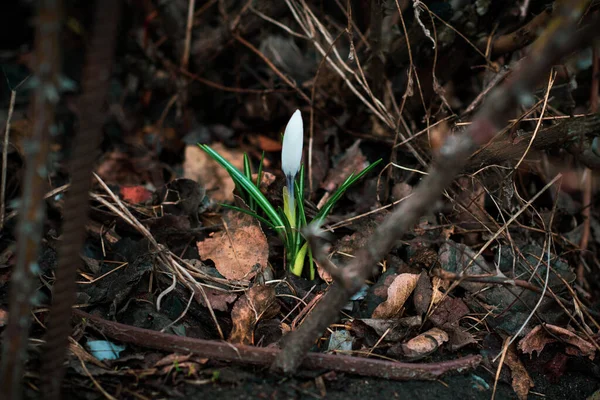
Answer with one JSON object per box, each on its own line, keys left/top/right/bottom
{"left": 228, "top": 285, "right": 280, "bottom": 345}
{"left": 197, "top": 210, "right": 268, "bottom": 281}
{"left": 518, "top": 324, "right": 596, "bottom": 360}
{"left": 372, "top": 273, "right": 419, "bottom": 319}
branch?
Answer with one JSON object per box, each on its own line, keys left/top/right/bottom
{"left": 465, "top": 113, "right": 600, "bottom": 171}
{"left": 271, "top": 0, "right": 598, "bottom": 374}
{"left": 73, "top": 310, "right": 481, "bottom": 381}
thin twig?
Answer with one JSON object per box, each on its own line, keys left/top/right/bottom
{"left": 181, "top": 0, "right": 196, "bottom": 70}
{"left": 0, "top": 76, "right": 28, "bottom": 230}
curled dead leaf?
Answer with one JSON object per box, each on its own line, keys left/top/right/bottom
{"left": 372, "top": 273, "right": 419, "bottom": 319}
{"left": 504, "top": 344, "right": 534, "bottom": 400}
{"left": 518, "top": 324, "right": 596, "bottom": 360}
{"left": 228, "top": 285, "right": 280, "bottom": 345}
{"left": 401, "top": 327, "right": 449, "bottom": 358}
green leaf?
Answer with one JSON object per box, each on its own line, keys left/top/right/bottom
{"left": 291, "top": 242, "right": 309, "bottom": 277}
{"left": 256, "top": 151, "right": 265, "bottom": 188}
{"left": 308, "top": 245, "right": 314, "bottom": 280}
{"left": 312, "top": 159, "right": 382, "bottom": 224}
{"left": 243, "top": 153, "right": 255, "bottom": 210}
{"left": 199, "top": 144, "right": 286, "bottom": 236}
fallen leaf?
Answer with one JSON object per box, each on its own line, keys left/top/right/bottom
{"left": 97, "top": 150, "right": 162, "bottom": 186}
{"left": 320, "top": 140, "right": 367, "bottom": 192}
{"left": 120, "top": 185, "right": 152, "bottom": 204}
{"left": 197, "top": 210, "right": 268, "bottom": 281}
{"left": 195, "top": 288, "right": 238, "bottom": 312}
{"left": 413, "top": 272, "right": 432, "bottom": 316}
{"left": 372, "top": 273, "right": 419, "bottom": 319}
{"left": 183, "top": 143, "right": 244, "bottom": 203}
{"left": 316, "top": 260, "right": 333, "bottom": 283}
{"left": 248, "top": 134, "right": 282, "bottom": 152}
{"left": 504, "top": 344, "right": 534, "bottom": 400}
{"left": 401, "top": 327, "right": 448, "bottom": 358}
{"left": 518, "top": 324, "right": 596, "bottom": 360}
{"left": 373, "top": 273, "right": 398, "bottom": 298}
{"left": 429, "top": 297, "right": 470, "bottom": 327}
{"left": 254, "top": 319, "right": 283, "bottom": 346}
{"left": 447, "top": 326, "right": 477, "bottom": 350}
{"left": 228, "top": 285, "right": 280, "bottom": 345}
{"left": 253, "top": 171, "right": 276, "bottom": 195}
{"left": 356, "top": 316, "right": 422, "bottom": 342}
{"left": 153, "top": 178, "right": 207, "bottom": 225}
{"left": 327, "top": 330, "right": 354, "bottom": 351}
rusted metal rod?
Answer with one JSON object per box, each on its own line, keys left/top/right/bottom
{"left": 0, "top": 1, "right": 62, "bottom": 399}
{"left": 40, "top": 1, "right": 121, "bottom": 398}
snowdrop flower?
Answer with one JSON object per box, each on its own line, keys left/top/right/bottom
{"left": 281, "top": 109, "right": 303, "bottom": 224}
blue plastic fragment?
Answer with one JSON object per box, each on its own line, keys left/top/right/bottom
{"left": 86, "top": 340, "right": 126, "bottom": 361}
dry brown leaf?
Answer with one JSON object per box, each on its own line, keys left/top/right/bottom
{"left": 195, "top": 288, "right": 238, "bottom": 312}
{"left": 183, "top": 143, "right": 244, "bottom": 202}
{"left": 197, "top": 210, "right": 268, "bottom": 281}
{"left": 413, "top": 272, "right": 432, "bottom": 316}
{"left": 518, "top": 324, "right": 596, "bottom": 360}
{"left": 447, "top": 326, "right": 477, "bottom": 351}
{"left": 228, "top": 285, "right": 281, "bottom": 345}
{"left": 431, "top": 276, "right": 449, "bottom": 305}
{"left": 401, "top": 327, "right": 448, "bottom": 358}
{"left": 505, "top": 344, "right": 534, "bottom": 400}
{"left": 358, "top": 316, "right": 422, "bottom": 342}
{"left": 248, "top": 134, "right": 282, "bottom": 152}
{"left": 316, "top": 261, "right": 333, "bottom": 283}
{"left": 429, "top": 297, "right": 470, "bottom": 327}
{"left": 321, "top": 140, "right": 367, "bottom": 192}
{"left": 372, "top": 273, "right": 420, "bottom": 319}
{"left": 373, "top": 273, "right": 398, "bottom": 298}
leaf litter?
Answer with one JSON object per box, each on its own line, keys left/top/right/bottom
{"left": 3, "top": 1, "right": 600, "bottom": 399}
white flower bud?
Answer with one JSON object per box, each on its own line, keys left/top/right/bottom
{"left": 281, "top": 109, "right": 303, "bottom": 181}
